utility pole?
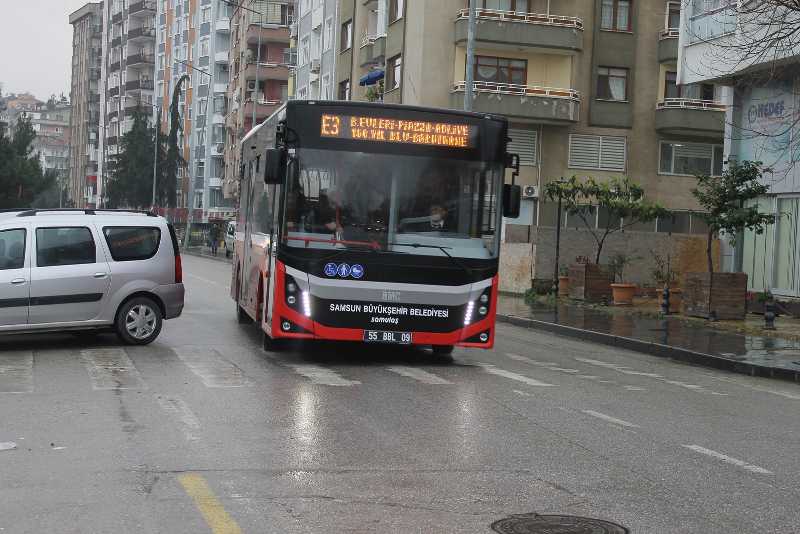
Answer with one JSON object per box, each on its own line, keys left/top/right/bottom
{"left": 464, "top": 0, "right": 477, "bottom": 111}
{"left": 152, "top": 104, "right": 159, "bottom": 208}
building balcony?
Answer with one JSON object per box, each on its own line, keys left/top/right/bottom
{"left": 655, "top": 99, "right": 725, "bottom": 137}
{"left": 110, "top": 60, "right": 121, "bottom": 72}
{"left": 128, "top": 26, "right": 156, "bottom": 42}
{"left": 215, "top": 50, "right": 229, "bottom": 63}
{"left": 214, "top": 82, "right": 228, "bottom": 94}
{"left": 107, "top": 86, "right": 120, "bottom": 98}
{"left": 127, "top": 52, "right": 155, "bottom": 68}
{"left": 243, "top": 61, "right": 290, "bottom": 82}
{"left": 454, "top": 9, "right": 583, "bottom": 53}
{"left": 658, "top": 29, "right": 679, "bottom": 63}
{"left": 111, "top": 36, "right": 122, "bottom": 48}
{"left": 112, "top": 10, "right": 123, "bottom": 24}
{"left": 129, "top": 0, "right": 156, "bottom": 15}
{"left": 359, "top": 35, "right": 385, "bottom": 67}
{"left": 242, "top": 99, "right": 282, "bottom": 122}
{"left": 450, "top": 81, "right": 580, "bottom": 123}
{"left": 216, "top": 18, "right": 230, "bottom": 33}
{"left": 126, "top": 78, "right": 154, "bottom": 91}
{"left": 107, "top": 135, "right": 119, "bottom": 146}
{"left": 108, "top": 110, "right": 119, "bottom": 121}
{"left": 246, "top": 24, "right": 289, "bottom": 45}
{"left": 208, "top": 177, "right": 224, "bottom": 188}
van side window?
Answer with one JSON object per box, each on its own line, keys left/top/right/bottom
{"left": 36, "top": 227, "right": 96, "bottom": 267}
{"left": 103, "top": 227, "right": 161, "bottom": 261}
{"left": 0, "top": 229, "right": 26, "bottom": 270}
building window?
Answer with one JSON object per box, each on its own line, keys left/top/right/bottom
{"left": 474, "top": 55, "right": 527, "bottom": 85}
{"left": 340, "top": 20, "right": 353, "bottom": 51}
{"left": 389, "top": 0, "right": 404, "bottom": 22}
{"left": 666, "top": 1, "right": 680, "bottom": 29}
{"left": 600, "top": 0, "right": 632, "bottom": 31}
{"left": 199, "top": 37, "right": 210, "bottom": 57}
{"left": 664, "top": 71, "right": 679, "bottom": 99}
{"left": 478, "top": 0, "right": 530, "bottom": 13}
{"left": 386, "top": 54, "right": 402, "bottom": 90}
{"left": 338, "top": 79, "right": 350, "bottom": 100}
{"left": 200, "top": 5, "right": 211, "bottom": 23}
{"left": 507, "top": 128, "right": 538, "bottom": 166}
{"left": 569, "top": 134, "right": 627, "bottom": 171}
{"left": 301, "top": 36, "right": 310, "bottom": 66}
{"left": 324, "top": 17, "right": 334, "bottom": 50}
{"left": 596, "top": 67, "right": 628, "bottom": 101}
{"left": 659, "top": 141, "right": 723, "bottom": 176}
{"left": 321, "top": 74, "right": 331, "bottom": 99}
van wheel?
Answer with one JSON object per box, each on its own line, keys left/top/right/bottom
{"left": 116, "top": 297, "right": 163, "bottom": 345}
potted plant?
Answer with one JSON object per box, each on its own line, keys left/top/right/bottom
{"left": 683, "top": 161, "right": 776, "bottom": 319}
{"left": 545, "top": 176, "right": 666, "bottom": 302}
{"left": 609, "top": 253, "right": 638, "bottom": 305}
{"left": 651, "top": 252, "right": 681, "bottom": 313}
{"left": 557, "top": 265, "right": 569, "bottom": 297}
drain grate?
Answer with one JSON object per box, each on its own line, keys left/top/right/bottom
{"left": 491, "top": 513, "right": 629, "bottom": 534}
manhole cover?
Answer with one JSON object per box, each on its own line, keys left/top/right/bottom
{"left": 491, "top": 513, "right": 628, "bottom": 534}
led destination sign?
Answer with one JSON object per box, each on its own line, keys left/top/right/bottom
{"left": 320, "top": 114, "right": 477, "bottom": 148}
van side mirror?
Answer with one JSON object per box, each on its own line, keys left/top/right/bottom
{"left": 264, "top": 148, "right": 286, "bottom": 184}
{"left": 503, "top": 184, "right": 521, "bottom": 219}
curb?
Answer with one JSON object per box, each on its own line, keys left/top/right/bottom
{"left": 182, "top": 248, "right": 232, "bottom": 264}
{"left": 497, "top": 314, "right": 800, "bottom": 384}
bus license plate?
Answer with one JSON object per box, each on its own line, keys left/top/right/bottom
{"left": 363, "top": 330, "right": 412, "bottom": 344}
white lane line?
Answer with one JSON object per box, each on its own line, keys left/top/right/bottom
{"left": 476, "top": 363, "right": 556, "bottom": 387}
{"left": 582, "top": 410, "right": 639, "bottom": 428}
{"left": 184, "top": 273, "right": 227, "bottom": 289}
{"left": 156, "top": 395, "right": 202, "bottom": 441}
{"left": 173, "top": 346, "right": 253, "bottom": 388}
{"left": 703, "top": 375, "right": 800, "bottom": 401}
{"left": 513, "top": 389, "right": 533, "bottom": 397}
{"left": 575, "top": 357, "right": 727, "bottom": 395}
{"left": 288, "top": 364, "right": 361, "bottom": 387}
{"left": 80, "top": 348, "right": 146, "bottom": 390}
{"left": 0, "top": 351, "right": 34, "bottom": 393}
{"left": 683, "top": 444, "right": 773, "bottom": 475}
{"left": 505, "top": 353, "right": 645, "bottom": 390}
{"left": 386, "top": 366, "right": 452, "bottom": 385}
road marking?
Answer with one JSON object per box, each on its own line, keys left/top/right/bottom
{"left": 173, "top": 347, "right": 252, "bottom": 388}
{"left": 185, "top": 273, "right": 227, "bottom": 289}
{"left": 624, "top": 385, "right": 646, "bottom": 391}
{"left": 288, "top": 364, "right": 361, "bottom": 386}
{"left": 574, "top": 357, "right": 727, "bottom": 395}
{"left": 477, "top": 363, "right": 556, "bottom": 387}
{"left": 178, "top": 473, "right": 242, "bottom": 534}
{"left": 683, "top": 445, "right": 773, "bottom": 475}
{"left": 703, "top": 375, "right": 800, "bottom": 400}
{"left": 582, "top": 410, "right": 639, "bottom": 428}
{"left": 156, "top": 395, "right": 202, "bottom": 441}
{"left": 505, "top": 353, "right": 646, "bottom": 390}
{"left": 0, "top": 351, "right": 33, "bottom": 393}
{"left": 80, "top": 348, "right": 146, "bottom": 390}
{"left": 386, "top": 366, "right": 452, "bottom": 385}
{"left": 513, "top": 389, "right": 533, "bottom": 397}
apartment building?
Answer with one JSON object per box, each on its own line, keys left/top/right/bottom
{"left": 68, "top": 2, "right": 104, "bottom": 208}
{"left": 98, "top": 0, "right": 157, "bottom": 203}
{"left": 155, "top": 0, "right": 235, "bottom": 221}
{"left": 32, "top": 100, "right": 73, "bottom": 196}
{"left": 335, "top": 0, "right": 726, "bottom": 291}
{"left": 223, "top": 0, "right": 294, "bottom": 200}
{"left": 678, "top": 1, "right": 800, "bottom": 297}
{"left": 293, "top": 0, "right": 339, "bottom": 100}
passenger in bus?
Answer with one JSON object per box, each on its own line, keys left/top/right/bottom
{"left": 400, "top": 204, "right": 452, "bottom": 233}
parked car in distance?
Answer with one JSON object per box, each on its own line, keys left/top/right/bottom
{"left": 0, "top": 209, "right": 184, "bottom": 345}
{"left": 225, "top": 220, "right": 236, "bottom": 258}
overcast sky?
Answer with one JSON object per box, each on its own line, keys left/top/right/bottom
{"left": 0, "top": 0, "right": 93, "bottom": 101}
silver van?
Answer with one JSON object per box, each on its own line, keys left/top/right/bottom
{"left": 0, "top": 209, "right": 184, "bottom": 345}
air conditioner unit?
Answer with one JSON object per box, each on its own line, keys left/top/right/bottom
{"left": 246, "top": 80, "right": 257, "bottom": 91}
{"left": 310, "top": 59, "right": 320, "bottom": 73}
{"left": 522, "top": 185, "right": 539, "bottom": 199}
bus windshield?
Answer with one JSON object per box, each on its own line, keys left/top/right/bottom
{"left": 284, "top": 149, "right": 503, "bottom": 259}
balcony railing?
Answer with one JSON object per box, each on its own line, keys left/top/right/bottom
{"left": 360, "top": 33, "right": 381, "bottom": 48}
{"left": 129, "top": 0, "right": 156, "bottom": 15}
{"left": 126, "top": 79, "right": 155, "bottom": 91}
{"left": 455, "top": 8, "right": 583, "bottom": 30}
{"left": 452, "top": 81, "right": 580, "bottom": 101}
{"left": 128, "top": 26, "right": 156, "bottom": 41}
{"left": 657, "top": 98, "right": 725, "bottom": 111}
{"left": 660, "top": 28, "right": 679, "bottom": 39}
{"left": 127, "top": 53, "right": 156, "bottom": 66}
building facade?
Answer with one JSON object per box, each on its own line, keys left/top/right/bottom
{"left": 31, "top": 100, "right": 73, "bottom": 199}
{"left": 334, "top": 0, "right": 725, "bottom": 291}
{"left": 68, "top": 2, "right": 104, "bottom": 208}
{"left": 223, "top": 0, "right": 294, "bottom": 200}
{"left": 155, "top": 0, "right": 236, "bottom": 222}
{"left": 678, "top": 1, "right": 800, "bottom": 297}
{"left": 98, "top": 0, "right": 157, "bottom": 205}
{"left": 293, "top": 0, "right": 338, "bottom": 100}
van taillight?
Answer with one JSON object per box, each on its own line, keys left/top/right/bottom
{"left": 175, "top": 254, "right": 183, "bottom": 284}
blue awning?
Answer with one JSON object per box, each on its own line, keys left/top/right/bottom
{"left": 359, "top": 70, "right": 385, "bottom": 86}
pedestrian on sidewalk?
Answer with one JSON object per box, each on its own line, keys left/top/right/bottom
{"left": 209, "top": 224, "right": 220, "bottom": 256}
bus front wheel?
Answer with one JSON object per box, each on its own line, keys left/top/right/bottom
{"left": 262, "top": 330, "right": 287, "bottom": 352}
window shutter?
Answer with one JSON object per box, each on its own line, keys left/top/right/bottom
{"left": 508, "top": 128, "right": 537, "bottom": 166}
{"left": 675, "top": 143, "right": 712, "bottom": 159}
{"left": 599, "top": 136, "right": 626, "bottom": 171}
{"left": 569, "top": 134, "right": 601, "bottom": 169}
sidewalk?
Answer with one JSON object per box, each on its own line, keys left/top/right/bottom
{"left": 497, "top": 295, "right": 800, "bottom": 382}
{"left": 182, "top": 245, "right": 232, "bottom": 263}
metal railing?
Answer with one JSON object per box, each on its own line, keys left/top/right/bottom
{"left": 360, "top": 33, "right": 383, "bottom": 48}
{"left": 455, "top": 8, "right": 583, "bottom": 30}
{"left": 128, "top": 26, "right": 156, "bottom": 40}
{"left": 453, "top": 81, "right": 581, "bottom": 101}
{"left": 657, "top": 98, "right": 725, "bottom": 111}
{"left": 660, "top": 28, "right": 679, "bottom": 39}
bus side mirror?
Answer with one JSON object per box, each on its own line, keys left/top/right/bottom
{"left": 264, "top": 148, "right": 286, "bottom": 184}
{"left": 503, "top": 184, "right": 521, "bottom": 219}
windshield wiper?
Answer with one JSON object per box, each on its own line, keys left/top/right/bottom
{"left": 388, "top": 242, "right": 475, "bottom": 277}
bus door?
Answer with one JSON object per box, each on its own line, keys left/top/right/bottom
{"left": 263, "top": 181, "right": 283, "bottom": 331}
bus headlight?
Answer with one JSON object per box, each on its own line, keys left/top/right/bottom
{"left": 464, "top": 301, "right": 475, "bottom": 326}
{"left": 302, "top": 291, "right": 312, "bottom": 317}
{"left": 480, "top": 293, "right": 489, "bottom": 304}
{"left": 287, "top": 295, "right": 297, "bottom": 305}
{"left": 478, "top": 306, "right": 488, "bottom": 316}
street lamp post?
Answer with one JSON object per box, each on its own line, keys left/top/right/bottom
{"left": 552, "top": 178, "right": 566, "bottom": 295}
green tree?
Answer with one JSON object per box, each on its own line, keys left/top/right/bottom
{"left": 692, "top": 161, "right": 776, "bottom": 273}
{"left": 545, "top": 176, "right": 667, "bottom": 265}
{"left": 0, "top": 116, "right": 55, "bottom": 208}
{"left": 106, "top": 107, "right": 156, "bottom": 209}
{"left": 31, "top": 169, "right": 71, "bottom": 208}
{"left": 164, "top": 74, "right": 191, "bottom": 209}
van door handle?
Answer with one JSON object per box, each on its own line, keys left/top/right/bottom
{"left": 93, "top": 273, "right": 108, "bottom": 279}
{"left": 11, "top": 278, "right": 26, "bottom": 285}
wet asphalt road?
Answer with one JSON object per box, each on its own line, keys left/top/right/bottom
{"left": 2, "top": 254, "right": 800, "bottom": 533}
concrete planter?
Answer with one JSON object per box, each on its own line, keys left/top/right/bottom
{"left": 558, "top": 276, "right": 570, "bottom": 297}
{"left": 682, "top": 272, "right": 748, "bottom": 320}
{"left": 568, "top": 263, "right": 612, "bottom": 302}
{"left": 611, "top": 283, "right": 637, "bottom": 305}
